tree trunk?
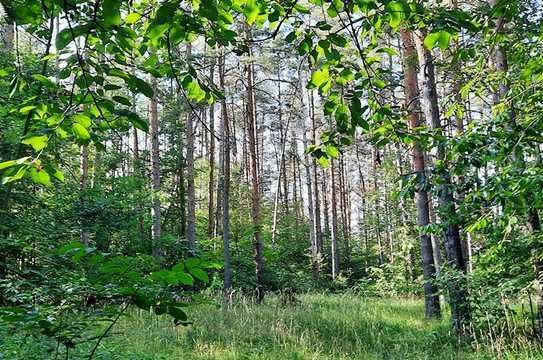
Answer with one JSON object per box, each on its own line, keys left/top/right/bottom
{"left": 271, "top": 113, "right": 291, "bottom": 244}
{"left": 330, "top": 158, "right": 340, "bottom": 280}
{"left": 1, "top": 14, "right": 14, "bottom": 51}
{"left": 309, "top": 89, "right": 323, "bottom": 258}
{"left": 372, "top": 150, "right": 384, "bottom": 266}
{"left": 416, "top": 28, "right": 470, "bottom": 330}
{"left": 400, "top": 29, "right": 441, "bottom": 319}
{"left": 149, "top": 74, "right": 162, "bottom": 259}
{"left": 133, "top": 127, "right": 145, "bottom": 243}
{"left": 245, "top": 27, "right": 264, "bottom": 303}
{"left": 207, "top": 58, "right": 216, "bottom": 239}
{"left": 218, "top": 49, "right": 232, "bottom": 303}
{"left": 355, "top": 143, "right": 370, "bottom": 270}
{"left": 322, "top": 168, "right": 330, "bottom": 243}
{"left": 489, "top": 0, "right": 543, "bottom": 337}
{"left": 185, "top": 44, "right": 196, "bottom": 255}
{"left": 79, "top": 145, "right": 89, "bottom": 245}
{"left": 339, "top": 156, "right": 351, "bottom": 272}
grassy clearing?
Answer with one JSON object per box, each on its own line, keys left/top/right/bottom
{"left": 2, "top": 293, "right": 542, "bottom": 359}
{"left": 98, "top": 293, "right": 543, "bottom": 359}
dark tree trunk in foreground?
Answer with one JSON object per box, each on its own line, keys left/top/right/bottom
{"left": 400, "top": 29, "right": 441, "bottom": 319}
{"left": 415, "top": 29, "right": 469, "bottom": 331}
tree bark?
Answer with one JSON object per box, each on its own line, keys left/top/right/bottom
{"left": 339, "top": 156, "right": 351, "bottom": 272}
{"left": 218, "top": 49, "right": 232, "bottom": 303}
{"left": 79, "top": 145, "right": 89, "bottom": 245}
{"left": 0, "top": 13, "right": 13, "bottom": 51}
{"left": 330, "top": 158, "right": 340, "bottom": 280}
{"left": 400, "top": 29, "right": 441, "bottom": 319}
{"left": 245, "top": 27, "right": 264, "bottom": 302}
{"left": 271, "top": 113, "right": 291, "bottom": 244}
{"left": 489, "top": 0, "right": 543, "bottom": 337}
{"left": 185, "top": 44, "right": 196, "bottom": 255}
{"left": 415, "top": 29, "right": 469, "bottom": 330}
{"left": 149, "top": 74, "right": 162, "bottom": 259}
{"left": 309, "top": 89, "right": 323, "bottom": 258}
{"left": 207, "top": 58, "right": 216, "bottom": 239}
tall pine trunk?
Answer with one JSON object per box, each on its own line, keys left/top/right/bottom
{"left": 400, "top": 29, "right": 441, "bottom": 319}
{"left": 149, "top": 74, "right": 162, "bottom": 259}
{"left": 330, "top": 158, "right": 340, "bottom": 280}
{"left": 207, "top": 58, "right": 216, "bottom": 239}
{"left": 218, "top": 49, "right": 232, "bottom": 303}
{"left": 185, "top": 44, "right": 196, "bottom": 255}
{"left": 245, "top": 27, "right": 264, "bottom": 302}
{"left": 309, "top": 93, "right": 323, "bottom": 261}
{"left": 415, "top": 29, "right": 469, "bottom": 331}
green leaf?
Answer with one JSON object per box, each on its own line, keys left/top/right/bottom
{"left": 56, "top": 25, "right": 90, "bottom": 50}
{"left": 73, "top": 114, "right": 92, "bottom": 128}
{"left": 128, "top": 76, "right": 154, "bottom": 98}
{"left": 285, "top": 31, "right": 297, "bottom": 43}
{"left": 172, "top": 263, "right": 185, "bottom": 272}
{"left": 200, "top": 0, "right": 219, "bottom": 21}
{"left": 178, "top": 272, "right": 194, "bottom": 286}
{"left": 424, "top": 30, "right": 451, "bottom": 51}
{"left": 31, "top": 74, "right": 56, "bottom": 88}
{"left": 2, "top": 166, "right": 27, "bottom": 184}
{"left": 52, "top": 169, "right": 65, "bottom": 182}
{"left": 103, "top": 0, "right": 122, "bottom": 26}
{"left": 0, "top": 160, "right": 17, "bottom": 171}
{"left": 29, "top": 167, "right": 51, "bottom": 186}
{"left": 125, "top": 12, "right": 141, "bottom": 24}
{"left": 335, "top": 103, "right": 350, "bottom": 131}
{"left": 72, "top": 123, "right": 91, "bottom": 140}
{"left": 325, "top": 144, "right": 339, "bottom": 158}
{"left": 185, "top": 258, "right": 200, "bottom": 269}
{"left": 19, "top": 105, "right": 36, "bottom": 114}
{"left": 155, "top": 1, "right": 178, "bottom": 24}
{"left": 317, "top": 156, "right": 329, "bottom": 167}
{"left": 351, "top": 97, "right": 369, "bottom": 130}
{"left": 328, "top": 34, "right": 347, "bottom": 48}
{"left": 244, "top": 0, "right": 259, "bottom": 25}
{"left": 22, "top": 135, "right": 48, "bottom": 152}
{"left": 190, "top": 268, "right": 209, "bottom": 283}
{"left": 386, "top": 1, "right": 405, "bottom": 30}
{"left": 113, "top": 95, "right": 132, "bottom": 106}
{"left": 183, "top": 77, "right": 206, "bottom": 102}
{"left": 298, "top": 36, "right": 312, "bottom": 56}
{"left": 310, "top": 67, "right": 329, "bottom": 88}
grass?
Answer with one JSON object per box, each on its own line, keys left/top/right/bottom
{"left": 2, "top": 293, "right": 543, "bottom": 359}
{"left": 97, "top": 293, "right": 543, "bottom": 359}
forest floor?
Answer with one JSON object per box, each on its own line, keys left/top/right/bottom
{"left": 3, "top": 293, "right": 543, "bottom": 359}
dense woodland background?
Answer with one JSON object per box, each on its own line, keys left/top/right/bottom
{"left": 1, "top": 0, "right": 543, "bottom": 358}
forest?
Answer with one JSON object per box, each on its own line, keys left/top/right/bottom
{"left": 1, "top": 0, "right": 543, "bottom": 358}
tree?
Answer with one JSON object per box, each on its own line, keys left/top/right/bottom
{"left": 185, "top": 43, "right": 196, "bottom": 255}
{"left": 244, "top": 27, "right": 264, "bottom": 302}
{"left": 414, "top": 28, "right": 470, "bottom": 330}
{"left": 400, "top": 28, "right": 441, "bottom": 319}
{"left": 150, "top": 74, "right": 162, "bottom": 259}
{"left": 218, "top": 48, "right": 232, "bottom": 303}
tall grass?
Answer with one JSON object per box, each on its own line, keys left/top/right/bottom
{"left": 92, "top": 293, "right": 543, "bottom": 359}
